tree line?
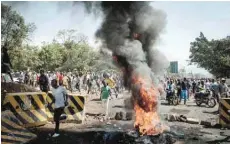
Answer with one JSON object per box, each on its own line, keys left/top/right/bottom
{"left": 1, "top": 3, "right": 115, "bottom": 73}
{"left": 1, "top": 3, "right": 229, "bottom": 77}
{"left": 189, "top": 32, "right": 230, "bottom": 78}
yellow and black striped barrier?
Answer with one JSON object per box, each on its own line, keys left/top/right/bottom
{"left": 219, "top": 98, "right": 230, "bottom": 128}
{"left": 1, "top": 110, "right": 37, "bottom": 144}
{"left": 46, "top": 92, "right": 86, "bottom": 123}
{"left": 3, "top": 92, "right": 48, "bottom": 128}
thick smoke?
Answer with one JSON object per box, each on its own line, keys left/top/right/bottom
{"left": 130, "top": 2, "right": 168, "bottom": 75}
{"left": 90, "top": 3, "right": 168, "bottom": 123}
{"left": 94, "top": 2, "right": 167, "bottom": 85}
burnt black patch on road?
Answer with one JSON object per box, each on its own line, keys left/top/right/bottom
{"left": 29, "top": 128, "right": 177, "bottom": 144}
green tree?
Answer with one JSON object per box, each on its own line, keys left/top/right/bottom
{"left": 10, "top": 44, "right": 40, "bottom": 71}
{"left": 38, "top": 42, "right": 65, "bottom": 71}
{"left": 1, "top": 3, "right": 36, "bottom": 72}
{"left": 54, "top": 29, "right": 101, "bottom": 72}
{"left": 57, "top": 43, "right": 100, "bottom": 72}
{"left": 1, "top": 3, "right": 36, "bottom": 50}
{"left": 56, "top": 29, "right": 88, "bottom": 49}
{"left": 189, "top": 32, "right": 230, "bottom": 77}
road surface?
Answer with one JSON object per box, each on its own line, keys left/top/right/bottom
{"left": 29, "top": 90, "right": 230, "bottom": 144}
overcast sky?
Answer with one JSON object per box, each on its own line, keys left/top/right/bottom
{"left": 4, "top": 1, "right": 230, "bottom": 76}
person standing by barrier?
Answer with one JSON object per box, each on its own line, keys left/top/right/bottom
{"left": 211, "top": 79, "right": 220, "bottom": 103}
{"left": 50, "top": 79, "right": 68, "bottom": 138}
{"left": 76, "top": 74, "right": 81, "bottom": 93}
{"left": 219, "top": 78, "right": 229, "bottom": 98}
{"left": 38, "top": 70, "right": 49, "bottom": 93}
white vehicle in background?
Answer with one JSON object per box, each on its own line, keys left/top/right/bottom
{"left": 12, "top": 72, "right": 23, "bottom": 83}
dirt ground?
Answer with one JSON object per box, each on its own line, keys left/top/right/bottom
{"left": 23, "top": 90, "right": 230, "bottom": 143}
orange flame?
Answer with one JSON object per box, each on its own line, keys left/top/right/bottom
{"left": 132, "top": 75, "right": 165, "bottom": 136}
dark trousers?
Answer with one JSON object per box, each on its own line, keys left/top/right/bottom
{"left": 87, "top": 85, "right": 92, "bottom": 94}
{"left": 192, "top": 87, "right": 196, "bottom": 93}
{"left": 177, "top": 89, "right": 181, "bottom": 97}
{"left": 187, "top": 89, "right": 190, "bottom": 99}
{"left": 54, "top": 107, "right": 64, "bottom": 133}
{"left": 76, "top": 83, "right": 81, "bottom": 92}
{"left": 40, "top": 85, "right": 48, "bottom": 93}
{"left": 166, "top": 91, "right": 174, "bottom": 100}
{"left": 215, "top": 93, "right": 220, "bottom": 103}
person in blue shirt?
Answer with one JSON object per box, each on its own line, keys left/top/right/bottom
{"left": 210, "top": 79, "right": 220, "bottom": 103}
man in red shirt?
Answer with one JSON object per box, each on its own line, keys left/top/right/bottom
{"left": 58, "top": 72, "right": 64, "bottom": 85}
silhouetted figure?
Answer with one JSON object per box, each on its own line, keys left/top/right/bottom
{"left": 1, "top": 44, "right": 13, "bottom": 82}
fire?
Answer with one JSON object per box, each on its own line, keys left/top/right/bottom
{"left": 132, "top": 75, "right": 164, "bottom": 136}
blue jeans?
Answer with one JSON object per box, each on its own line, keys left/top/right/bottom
{"left": 181, "top": 90, "right": 187, "bottom": 100}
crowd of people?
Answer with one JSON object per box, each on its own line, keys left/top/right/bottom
{"left": 10, "top": 69, "right": 125, "bottom": 138}
{"left": 163, "top": 77, "right": 230, "bottom": 104}
{"left": 12, "top": 70, "right": 124, "bottom": 97}
{"left": 6, "top": 70, "right": 230, "bottom": 137}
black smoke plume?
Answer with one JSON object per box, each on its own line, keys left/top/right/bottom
{"left": 91, "top": 2, "right": 167, "bottom": 88}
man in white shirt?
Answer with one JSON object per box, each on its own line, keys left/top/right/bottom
{"left": 205, "top": 79, "right": 211, "bottom": 90}
{"left": 49, "top": 79, "right": 68, "bottom": 138}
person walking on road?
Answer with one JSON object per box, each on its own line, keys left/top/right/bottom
{"left": 176, "top": 79, "right": 182, "bottom": 99}
{"left": 101, "top": 80, "right": 111, "bottom": 119}
{"left": 181, "top": 78, "right": 188, "bottom": 104}
{"left": 50, "top": 79, "right": 68, "bottom": 138}
{"left": 192, "top": 80, "right": 196, "bottom": 95}
{"left": 62, "top": 73, "right": 69, "bottom": 90}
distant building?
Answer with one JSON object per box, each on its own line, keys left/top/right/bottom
{"left": 170, "top": 61, "right": 178, "bottom": 73}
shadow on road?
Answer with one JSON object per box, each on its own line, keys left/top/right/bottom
{"left": 91, "top": 99, "right": 101, "bottom": 102}
{"left": 161, "top": 102, "right": 169, "bottom": 106}
{"left": 186, "top": 104, "right": 206, "bottom": 108}
{"left": 160, "top": 102, "right": 178, "bottom": 106}
{"left": 85, "top": 113, "right": 105, "bottom": 117}
{"left": 113, "top": 105, "right": 125, "bottom": 108}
